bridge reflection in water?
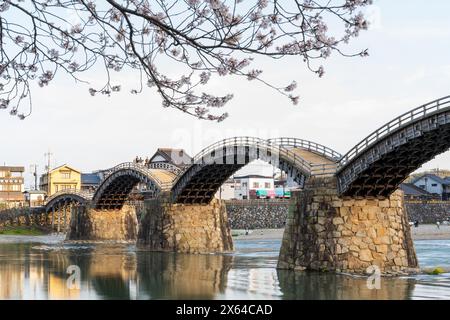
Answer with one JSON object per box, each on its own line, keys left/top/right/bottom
{"left": 2, "top": 238, "right": 447, "bottom": 300}
{"left": 0, "top": 242, "right": 233, "bottom": 299}
{"left": 277, "top": 270, "right": 414, "bottom": 300}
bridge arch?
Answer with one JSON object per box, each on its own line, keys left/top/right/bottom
{"left": 45, "top": 189, "right": 92, "bottom": 212}
{"left": 337, "top": 95, "right": 450, "bottom": 198}
{"left": 92, "top": 162, "right": 174, "bottom": 210}
{"left": 171, "top": 137, "right": 338, "bottom": 204}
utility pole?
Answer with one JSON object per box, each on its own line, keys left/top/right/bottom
{"left": 44, "top": 150, "right": 53, "bottom": 194}
{"left": 30, "top": 164, "right": 38, "bottom": 190}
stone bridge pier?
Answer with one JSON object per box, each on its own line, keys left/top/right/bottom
{"left": 67, "top": 204, "right": 138, "bottom": 241}
{"left": 278, "top": 176, "right": 419, "bottom": 275}
{"left": 137, "top": 195, "right": 233, "bottom": 254}
{"left": 65, "top": 195, "right": 233, "bottom": 253}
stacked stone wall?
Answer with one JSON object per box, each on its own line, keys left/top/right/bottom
{"left": 225, "top": 200, "right": 288, "bottom": 229}
{"left": 278, "top": 176, "right": 419, "bottom": 275}
{"left": 0, "top": 207, "right": 50, "bottom": 229}
{"left": 405, "top": 201, "right": 450, "bottom": 223}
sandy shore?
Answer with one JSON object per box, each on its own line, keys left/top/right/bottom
{"left": 410, "top": 224, "right": 450, "bottom": 240}
{"left": 233, "top": 224, "right": 450, "bottom": 241}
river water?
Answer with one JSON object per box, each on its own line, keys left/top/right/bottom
{"left": 0, "top": 235, "right": 449, "bottom": 300}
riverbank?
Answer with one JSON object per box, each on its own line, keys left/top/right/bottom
{"left": 232, "top": 224, "right": 450, "bottom": 241}
{"left": 0, "top": 226, "right": 47, "bottom": 236}
{"left": 0, "top": 224, "right": 448, "bottom": 243}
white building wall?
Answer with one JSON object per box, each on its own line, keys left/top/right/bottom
{"left": 413, "top": 177, "right": 444, "bottom": 195}
{"left": 233, "top": 176, "right": 274, "bottom": 199}
{"left": 214, "top": 182, "right": 236, "bottom": 200}
{"left": 234, "top": 177, "right": 249, "bottom": 199}
{"left": 248, "top": 177, "right": 274, "bottom": 190}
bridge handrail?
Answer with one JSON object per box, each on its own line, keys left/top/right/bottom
{"left": 147, "top": 162, "right": 182, "bottom": 174}
{"left": 44, "top": 188, "right": 93, "bottom": 205}
{"left": 268, "top": 137, "right": 342, "bottom": 161}
{"left": 189, "top": 136, "right": 313, "bottom": 173}
{"left": 310, "top": 163, "right": 339, "bottom": 176}
{"left": 103, "top": 162, "right": 173, "bottom": 190}
{"left": 338, "top": 95, "right": 450, "bottom": 170}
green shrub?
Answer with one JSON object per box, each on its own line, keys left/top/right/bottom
{"left": 427, "top": 267, "right": 445, "bottom": 275}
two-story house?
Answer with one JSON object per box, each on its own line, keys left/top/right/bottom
{"left": 412, "top": 174, "right": 450, "bottom": 200}
{"left": 39, "top": 164, "right": 81, "bottom": 196}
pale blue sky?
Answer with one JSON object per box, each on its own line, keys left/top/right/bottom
{"left": 1, "top": 0, "right": 450, "bottom": 188}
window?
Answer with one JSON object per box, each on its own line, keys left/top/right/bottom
{"left": 0, "top": 171, "right": 5, "bottom": 178}
{"left": 419, "top": 185, "right": 425, "bottom": 189}
{"left": 264, "top": 182, "right": 271, "bottom": 188}
{"left": 11, "top": 185, "right": 20, "bottom": 191}
{"left": 431, "top": 183, "right": 438, "bottom": 187}
{"left": 242, "top": 182, "right": 247, "bottom": 188}
{"left": 253, "top": 182, "right": 259, "bottom": 188}
{"left": 61, "top": 171, "right": 71, "bottom": 179}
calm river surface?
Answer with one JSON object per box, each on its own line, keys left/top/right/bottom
{"left": 0, "top": 235, "right": 449, "bottom": 300}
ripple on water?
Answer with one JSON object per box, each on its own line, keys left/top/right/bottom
{"left": 415, "top": 240, "right": 450, "bottom": 268}
{"left": 412, "top": 273, "right": 450, "bottom": 300}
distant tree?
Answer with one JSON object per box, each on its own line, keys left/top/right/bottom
{"left": 0, "top": 0, "right": 371, "bottom": 121}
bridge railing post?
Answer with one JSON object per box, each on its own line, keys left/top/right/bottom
{"left": 57, "top": 204, "right": 61, "bottom": 234}
{"left": 51, "top": 207, "right": 54, "bottom": 233}
{"left": 64, "top": 204, "right": 67, "bottom": 232}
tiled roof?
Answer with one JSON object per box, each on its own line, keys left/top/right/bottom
{"left": 150, "top": 148, "right": 192, "bottom": 165}
{"left": 400, "top": 183, "right": 433, "bottom": 196}
{"left": 50, "top": 164, "right": 81, "bottom": 173}
{"left": 0, "top": 166, "right": 25, "bottom": 172}
{"left": 234, "top": 174, "right": 273, "bottom": 179}
{"left": 81, "top": 173, "right": 101, "bottom": 185}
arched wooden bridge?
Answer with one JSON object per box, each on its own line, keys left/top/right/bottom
{"left": 43, "top": 95, "right": 450, "bottom": 210}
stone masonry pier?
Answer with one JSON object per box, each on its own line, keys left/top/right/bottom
{"left": 278, "top": 176, "right": 419, "bottom": 275}
{"left": 137, "top": 196, "right": 233, "bottom": 254}
{"left": 67, "top": 204, "right": 138, "bottom": 241}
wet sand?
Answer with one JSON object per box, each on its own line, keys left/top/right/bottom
{"left": 233, "top": 224, "right": 450, "bottom": 241}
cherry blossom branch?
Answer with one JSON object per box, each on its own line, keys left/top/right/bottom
{"left": 0, "top": 0, "right": 372, "bottom": 121}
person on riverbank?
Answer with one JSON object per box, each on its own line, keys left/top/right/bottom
{"left": 436, "top": 221, "right": 441, "bottom": 229}
{"left": 414, "top": 220, "right": 419, "bottom": 228}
